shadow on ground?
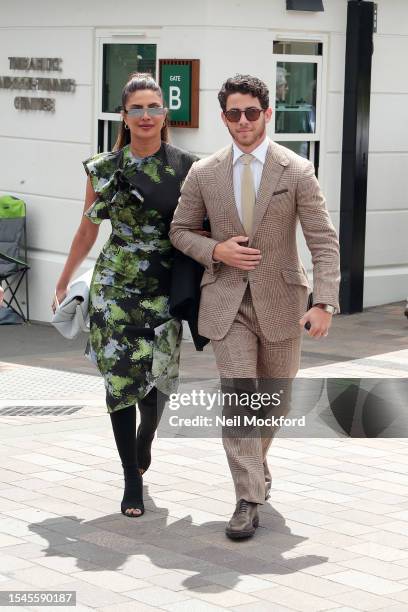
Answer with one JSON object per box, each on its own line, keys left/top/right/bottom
{"left": 28, "top": 486, "right": 327, "bottom": 592}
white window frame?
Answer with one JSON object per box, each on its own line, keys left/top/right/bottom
{"left": 94, "top": 29, "right": 162, "bottom": 152}
{"left": 269, "top": 33, "right": 328, "bottom": 178}
{"left": 271, "top": 53, "right": 322, "bottom": 142}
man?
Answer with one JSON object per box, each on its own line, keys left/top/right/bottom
{"left": 169, "top": 74, "right": 340, "bottom": 539}
{"left": 276, "top": 66, "right": 289, "bottom": 103}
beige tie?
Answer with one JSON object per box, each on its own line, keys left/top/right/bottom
{"left": 240, "top": 154, "right": 256, "bottom": 235}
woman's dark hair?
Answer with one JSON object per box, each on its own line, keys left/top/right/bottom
{"left": 218, "top": 74, "right": 269, "bottom": 111}
{"left": 113, "top": 72, "right": 169, "bottom": 151}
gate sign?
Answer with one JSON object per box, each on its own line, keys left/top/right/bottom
{"left": 159, "top": 59, "right": 199, "bottom": 128}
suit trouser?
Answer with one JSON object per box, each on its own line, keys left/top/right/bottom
{"left": 211, "top": 287, "right": 302, "bottom": 504}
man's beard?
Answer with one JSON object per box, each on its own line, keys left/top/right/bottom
{"left": 227, "top": 120, "right": 266, "bottom": 148}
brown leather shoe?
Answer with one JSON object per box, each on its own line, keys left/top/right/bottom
{"left": 225, "top": 499, "right": 259, "bottom": 539}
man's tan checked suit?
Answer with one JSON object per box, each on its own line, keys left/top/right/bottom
{"left": 169, "top": 138, "right": 340, "bottom": 504}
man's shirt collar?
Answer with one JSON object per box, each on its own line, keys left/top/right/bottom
{"left": 232, "top": 137, "right": 269, "bottom": 165}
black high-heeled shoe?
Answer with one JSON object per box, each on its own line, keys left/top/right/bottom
{"left": 121, "top": 465, "right": 144, "bottom": 517}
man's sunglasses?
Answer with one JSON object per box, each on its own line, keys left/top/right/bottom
{"left": 224, "top": 107, "right": 265, "bottom": 123}
{"left": 124, "top": 107, "right": 166, "bottom": 118}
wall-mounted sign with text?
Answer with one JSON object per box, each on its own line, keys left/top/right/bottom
{"left": 159, "top": 59, "right": 200, "bottom": 128}
{"left": 0, "top": 57, "right": 76, "bottom": 112}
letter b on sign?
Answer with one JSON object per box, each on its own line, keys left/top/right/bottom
{"left": 160, "top": 62, "right": 193, "bottom": 123}
{"left": 169, "top": 86, "right": 181, "bottom": 110}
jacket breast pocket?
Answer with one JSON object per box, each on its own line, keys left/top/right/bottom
{"left": 269, "top": 191, "right": 294, "bottom": 217}
{"left": 281, "top": 268, "right": 310, "bottom": 288}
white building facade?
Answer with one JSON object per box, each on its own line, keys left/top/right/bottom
{"left": 0, "top": 0, "right": 407, "bottom": 322}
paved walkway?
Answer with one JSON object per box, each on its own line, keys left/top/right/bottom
{"left": 0, "top": 303, "right": 408, "bottom": 611}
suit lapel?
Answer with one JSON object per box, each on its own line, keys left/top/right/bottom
{"left": 251, "top": 141, "right": 288, "bottom": 240}
{"left": 214, "top": 145, "right": 246, "bottom": 236}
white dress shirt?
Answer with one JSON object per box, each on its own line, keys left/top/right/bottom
{"left": 232, "top": 137, "right": 269, "bottom": 224}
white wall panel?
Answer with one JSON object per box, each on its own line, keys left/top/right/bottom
{"left": 0, "top": 28, "right": 93, "bottom": 84}
{"left": 371, "top": 36, "right": 408, "bottom": 94}
{"left": 325, "top": 92, "right": 343, "bottom": 153}
{"left": 375, "top": 0, "right": 408, "bottom": 36}
{"left": 2, "top": 0, "right": 348, "bottom": 31}
{"left": 328, "top": 33, "right": 346, "bottom": 93}
{"left": 364, "top": 270, "right": 408, "bottom": 308}
{"left": 367, "top": 153, "right": 408, "bottom": 211}
{"left": 0, "top": 138, "right": 92, "bottom": 200}
{"left": 25, "top": 194, "right": 111, "bottom": 256}
{"left": 365, "top": 1, "right": 408, "bottom": 307}
{"left": 0, "top": 86, "right": 92, "bottom": 143}
{"left": 365, "top": 211, "right": 408, "bottom": 267}
{"left": 322, "top": 152, "right": 341, "bottom": 212}
{"left": 160, "top": 27, "right": 274, "bottom": 92}
{"left": 369, "top": 94, "right": 408, "bottom": 152}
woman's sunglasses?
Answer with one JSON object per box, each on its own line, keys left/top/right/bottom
{"left": 224, "top": 107, "right": 265, "bottom": 123}
{"left": 124, "top": 107, "right": 166, "bottom": 118}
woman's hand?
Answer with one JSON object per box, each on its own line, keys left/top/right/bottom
{"left": 52, "top": 286, "right": 68, "bottom": 314}
{"left": 0, "top": 286, "right": 4, "bottom": 307}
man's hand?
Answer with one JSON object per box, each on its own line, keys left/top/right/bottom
{"left": 299, "top": 306, "right": 332, "bottom": 338}
{"left": 213, "top": 236, "right": 261, "bottom": 271}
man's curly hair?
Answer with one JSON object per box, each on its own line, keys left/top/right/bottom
{"left": 218, "top": 74, "right": 269, "bottom": 111}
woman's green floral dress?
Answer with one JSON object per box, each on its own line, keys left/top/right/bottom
{"left": 83, "top": 142, "right": 197, "bottom": 413}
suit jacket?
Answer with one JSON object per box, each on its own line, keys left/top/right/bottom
{"left": 169, "top": 139, "right": 340, "bottom": 342}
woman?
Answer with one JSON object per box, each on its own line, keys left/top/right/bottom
{"left": 53, "top": 73, "right": 199, "bottom": 517}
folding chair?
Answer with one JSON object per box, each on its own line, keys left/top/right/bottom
{"left": 0, "top": 195, "right": 30, "bottom": 321}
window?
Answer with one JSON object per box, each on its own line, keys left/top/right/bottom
{"left": 273, "top": 41, "right": 322, "bottom": 55}
{"left": 275, "top": 61, "right": 317, "bottom": 135}
{"left": 95, "top": 35, "right": 158, "bottom": 152}
{"left": 272, "top": 39, "right": 323, "bottom": 172}
{"left": 276, "top": 141, "right": 310, "bottom": 159}
{"left": 102, "top": 44, "right": 156, "bottom": 113}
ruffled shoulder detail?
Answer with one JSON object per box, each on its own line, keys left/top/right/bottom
{"left": 83, "top": 150, "right": 122, "bottom": 195}
{"left": 84, "top": 198, "right": 109, "bottom": 224}
{"left": 83, "top": 150, "right": 122, "bottom": 225}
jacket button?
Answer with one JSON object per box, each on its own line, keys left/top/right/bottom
{"left": 242, "top": 276, "right": 248, "bottom": 282}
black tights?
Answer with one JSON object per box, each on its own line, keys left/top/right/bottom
{"left": 109, "top": 386, "right": 166, "bottom": 470}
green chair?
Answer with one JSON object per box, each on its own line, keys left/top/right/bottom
{"left": 0, "top": 195, "right": 30, "bottom": 321}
